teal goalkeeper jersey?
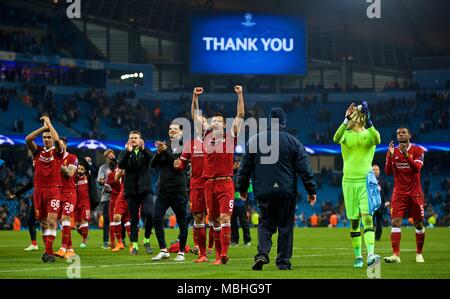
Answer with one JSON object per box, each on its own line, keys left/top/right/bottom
{"left": 333, "top": 124, "right": 381, "bottom": 181}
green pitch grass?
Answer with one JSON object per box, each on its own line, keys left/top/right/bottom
{"left": 0, "top": 227, "right": 449, "bottom": 279}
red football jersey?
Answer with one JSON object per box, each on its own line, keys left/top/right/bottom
{"left": 60, "top": 152, "right": 78, "bottom": 192}
{"left": 180, "top": 138, "right": 206, "bottom": 189}
{"left": 202, "top": 130, "right": 237, "bottom": 179}
{"left": 385, "top": 143, "right": 424, "bottom": 197}
{"left": 105, "top": 170, "right": 122, "bottom": 202}
{"left": 33, "top": 146, "right": 63, "bottom": 188}
{"left": 76, "top": 174, "right": 89, "bottom": 203}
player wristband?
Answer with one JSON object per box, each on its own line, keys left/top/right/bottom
{"left": 343, "top": 118, "right": 349, "bottom": 125}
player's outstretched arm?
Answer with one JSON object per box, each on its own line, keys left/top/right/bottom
{"left": 40, "top": 116, "right": 63, "bottom": 153}
{"left": 25, "top": 125, "right": 47, "bottom": 153}
{"left": 232, "top": 85, "right": 244, "bottom": 137}
{"left": 191, "top": 87, "right": 205, "bottom": 135}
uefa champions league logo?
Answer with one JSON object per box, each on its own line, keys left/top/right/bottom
{"left": 241, "top": 13, "right": 256, "bottom": 27}
{"left": 77, "top": 139, "right": 107, "bottom": 150}
{"left": 0, "top": 135, "right": 15, "bottom": 145}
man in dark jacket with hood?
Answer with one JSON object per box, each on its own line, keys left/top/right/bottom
{"left": 237, "top": 107, "right": 317, "bottom": 271}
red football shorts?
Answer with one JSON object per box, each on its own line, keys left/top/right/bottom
{"left": 111, "top": 196, "right": 130, "bottom": 222}
{"left": 390, "top": 194, "right": 425, "bottom": 220}
{"left": 59, "top": 191, "right": 77, "bottom": 218}
{"left": 190, "top": 188, "right": 207, "bottom": 214}
{"left": 75, "top": 199, "right": 91, "bottom": 222}
{"left": 33, "top": 186, "right": 61, "bottom": 221}
{"left": 204, "top": 178, "right": 235, "bottom": 220}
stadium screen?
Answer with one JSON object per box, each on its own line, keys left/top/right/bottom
{"left": 189, "top": 11, "right": 307, "bottom": 75}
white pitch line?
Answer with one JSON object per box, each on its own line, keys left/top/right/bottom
{"left": 0, "top": 252, "right": 350, "bottom": 274}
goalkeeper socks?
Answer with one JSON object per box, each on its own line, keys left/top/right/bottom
{"left": 133, "top": 242, "right": 138, "bottom": 250}
{"left": 415, "top": 228, "right": 425, "bottom": 254}
{"left": 391, "top": 227, "right": 401, "bottom": 256}
{"left": 362, "top": 215, "right": 375, "bottom": 255}
{"left": 143, "top": 237, "right": 150, "bottom": 244}
{"left": 220, "top": 223, "right": 231, "bottom": 256}
{"left": 350, "top": 230, "right": 362, "bottom": 258}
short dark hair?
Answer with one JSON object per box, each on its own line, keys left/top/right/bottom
{"left": 42, "top": 129, "right": 51, "bottom": 134}
{"left": 397, "top": 126, "right": 411, "bottom": 134}
{"left": 129, "top": 130, "right": 142, "bottom": 137}
{"left": 212, "top": 112, "right": 226, "bottom": 123}
{"left": 60, "top": 136, "right": 68, "bottom": 145}
{"left": 78, "top": 159, "right": 89, "bottom": 173}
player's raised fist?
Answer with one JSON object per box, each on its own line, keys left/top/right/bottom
{"left": 234, "top": 85, "right": 243, "bottom": 94}
{"left": 40, "top": 115, "right": 51, "bottom": 124}
{"left": 193, "top": 87, "right": 203, "bottom": 96}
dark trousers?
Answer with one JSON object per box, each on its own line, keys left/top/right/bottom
{"left": 142, "top": 193, "right": 154, "bottom": 239}
{"left": 27, "top": 202, "right": 36, "bottom": 242}
{"left": 256, "top": 193, "right": 296, "bottom": 268}
{"left": 374, "top": 210, "right": 384, "bottom": 240}
{"left": 231, "top": 204, "right": 251, "bottom": 244}
{"left": 102, "top": 201, "right": 110, "bottom": 243}
{"left": 153, "top": 191, "right": 188, "bottom": 251}
{"left": 126, "top": 192, "right": 151, "bottom": 243}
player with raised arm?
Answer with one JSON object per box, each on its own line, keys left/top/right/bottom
{"left": 55, "top": 138, "right": 78, "bottom": 259}
{"left": 173, "top": 87, "right": 210, "bottom": 263}
{"left": 384, "top": 127, "right": 426, "bottom": 264}
{"left": 333, "top": 101, "right": 381, "bottom": 268}
{"left": 202, "top": 85, "right": 244, "bottom": 265}
{"left": 25, "top": 115, "right": 64, "bottom": 263}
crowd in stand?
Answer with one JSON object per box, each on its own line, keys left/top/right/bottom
{"left": 0, "top": 86, "right": 17, "bottom": 112}
{"left": 0, "top": 62, "right": 99, "bottom": 87}
{"left": 0, "top": 28, "right": 71, "bottom": 57}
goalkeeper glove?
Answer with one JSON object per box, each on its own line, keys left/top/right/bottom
{"left": 361, "top": 100, "right": 373, "bottom": 128}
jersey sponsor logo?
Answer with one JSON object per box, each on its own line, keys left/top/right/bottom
{"left": 395, "top": 162, "right": 410, "bottom": 169}
{"left": 39, "top": 155, "right": 55, "bottom": 163}
{"left": 273, "top": 182, "right": 279, "bottom": 188}
{"left": 77, "top": 179, "right": 88, "bottom": 186}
